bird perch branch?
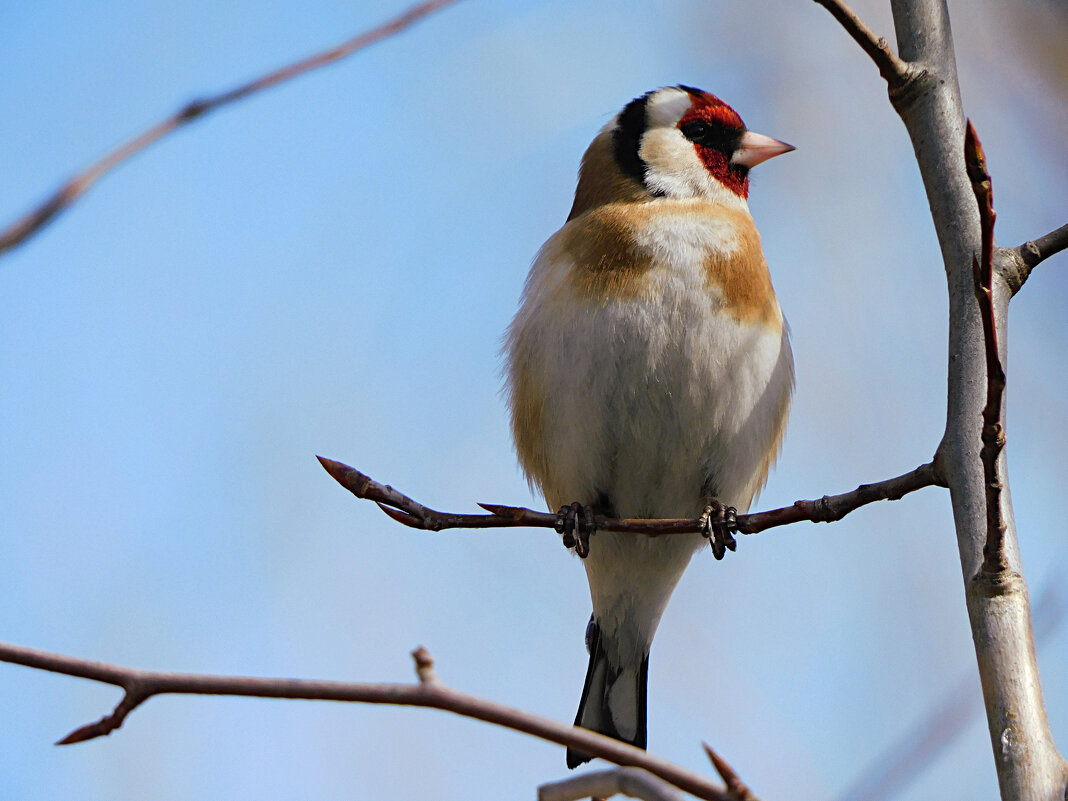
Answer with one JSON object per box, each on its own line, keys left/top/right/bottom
{"left": 0, "top": 642, "right": 734, "bottom": 801}
{"left": 317, "top": 456, "right": 944, "bottom": 538}
{"left": 0, "top": 0, "right": 463, "bottom": 258}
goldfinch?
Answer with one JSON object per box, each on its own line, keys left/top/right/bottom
{"left": 505, "top": 85, "right": 794, "bottom": 767}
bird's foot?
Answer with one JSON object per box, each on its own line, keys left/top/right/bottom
{"left": 555, "top": 501, "right": 596, "bottom": 558}
{"left": 700, "top": 501, "right": 738, "bottom": 561}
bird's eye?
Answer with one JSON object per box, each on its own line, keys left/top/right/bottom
{"left": 680, "top": 118, "right": 739, "bottom": 153}
{"left": 680, "top": 120, "right": 710, "bottom": 143}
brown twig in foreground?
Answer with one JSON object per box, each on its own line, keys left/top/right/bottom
{"left": 810, "top": 0, "right": 913, "bottom": 87}
{"left": 317, "top": 456, "right": 944, "bottom": 538}
{"left": 704, "top": 744, "right": 761, "bottom": 801}
{"left": 0, "top": 0, "right": 463, "bottom": 258}
{"left": 0, "top": 642, "right": 732, "bottom": 801}
{"left": 964, "top": 121, "right": 1008, "bottom": 575}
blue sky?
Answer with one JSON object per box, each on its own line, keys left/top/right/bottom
{"left": 2, "top": 1, "right": 1067, "bottom": 799}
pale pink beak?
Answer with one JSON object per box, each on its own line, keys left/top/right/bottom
{"left": 731, "top": 130, "right": 795, "bottom": 169}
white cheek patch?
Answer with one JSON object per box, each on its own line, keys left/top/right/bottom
{"left": 639, "top": 128, "right": 704, "bottom": 189}
{"left": 639, "top": 128, "right": 747, "bottom": 210}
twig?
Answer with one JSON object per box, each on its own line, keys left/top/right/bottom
{"left": 539, "top": 767, "right": 690, "bottom": 801}
{"left": 704, "top": 744, "right": 761, "bottom": 801}
{"left": 1001, "top": 222, "right": 1068, "bottom": 295}
{"left": 0, "top": 0, "right": 464, "bottom": 258}
{"left": 0, "top": 642, "right": 731, "bottom": 801}
{"left": 1017, "top": 223, "right": 1068, "bottom": 269}
{"left": 964, "top": 121, "right": 1007, "bottom": 575}
{"left": 317, "top": 456, "right": 944, "bottom": 538}
{"left": 810, "top": 0, "right": 913, "bottom": 87}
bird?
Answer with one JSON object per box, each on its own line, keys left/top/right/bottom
{"left": 504, "top": 85, "right": 795, "bottom": 768}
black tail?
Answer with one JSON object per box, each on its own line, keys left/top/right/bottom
{"left": 566, "top": 619, "right": 649, "bottom": 769}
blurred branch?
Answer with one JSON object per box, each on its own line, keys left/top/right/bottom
{"left": 964, "top": 121, "right": 1008, "bottom": 575}
{"left": 0, "top": 0, "right": 463, "bottom": 258}
{"left": 1001, "top": 222, "right": 1068, "bottom": 295}
{"left": 837, "top": 580, "right": 1066, "bottom": 801}
{"left": 539, "top": 768, "right": 690, "bottom": 801}
{"left": 704, "top": 744, "right": 761, "bottom": 801}
{"left": 810, "top": 0, "right": 914, "bottom": 87}
{"left": 536, "top": 746, "right": 762, "bottom": 801}
{"left": 317, "top": 456, "right": 943, "bottom": 538}
{"left": 0, "top": 642, "right": 734, "bottom": 801}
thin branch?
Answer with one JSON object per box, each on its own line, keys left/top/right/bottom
{"left": 1001, "top": 222, "right": 1068, "bottom": 295}
{"left": 317, "top": 456, "right": 944, "bottom": 538}
{"left": 810, "top": 0, "right": 913, "bottom": 87}
{"left": 738, "top": 462, "right": 944, "bottom": 534}
{"left": 964, "top": 121, "right": 1008, "bottom": 575}
{"left": 0, "top": 0, "right": 463, "bottom": 258}
{"left": 539, "top": 767, "right": 690, "bottom": 801}
{"left": 1019, "top": 222, "right": 1068, "bottom": 268}
{"left": 704, "top": 744, "right": 761, "bottom": 801}
{"left": 0, "top": 642, "right": 733, "bottom": 801}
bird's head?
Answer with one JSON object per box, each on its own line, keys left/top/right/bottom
{"left": 569, "top": 86, "right": 794, "bottom": 218}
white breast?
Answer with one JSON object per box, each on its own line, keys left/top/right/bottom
{"left": 507, "top": 201, "right": 793, "bottom": 664}
{"left": 509, "top": 203, "right": 792, "bottom": 519}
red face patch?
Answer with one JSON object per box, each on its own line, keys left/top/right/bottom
{"left": 677, "top": 90, "right": 749, "bottom": 199}
{"left": 679, "top": 89, "right": 745, "bottom": 130}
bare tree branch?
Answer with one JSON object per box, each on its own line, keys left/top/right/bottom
{"left": 539, "top": 768, "right": 690, "bottom": 801}
{"left": 0, "top": 642, "right": 734, "bottom": 801}
{"left": 703, "top": 745, "right": 761, "bottom": 801}
{"left": 1018, "top": 222, "right": 1068, "bottom": 269}
{"left": 810, "top": 0, "right": 914, "bottom": 87}
{"left": 317, "top": 456, "right": 943, "bottom": 539}
{"left": 535, "top": 747, "right": 765, "bottom": 801}
{"left": 1000, "top": 222, "right": 1068, "bottom": 295}
{"left": 0, "top": 0, "right": 463, "bottom": 258}
{"left": 814, "top": 0, "right": 1068, "bottom": 796}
